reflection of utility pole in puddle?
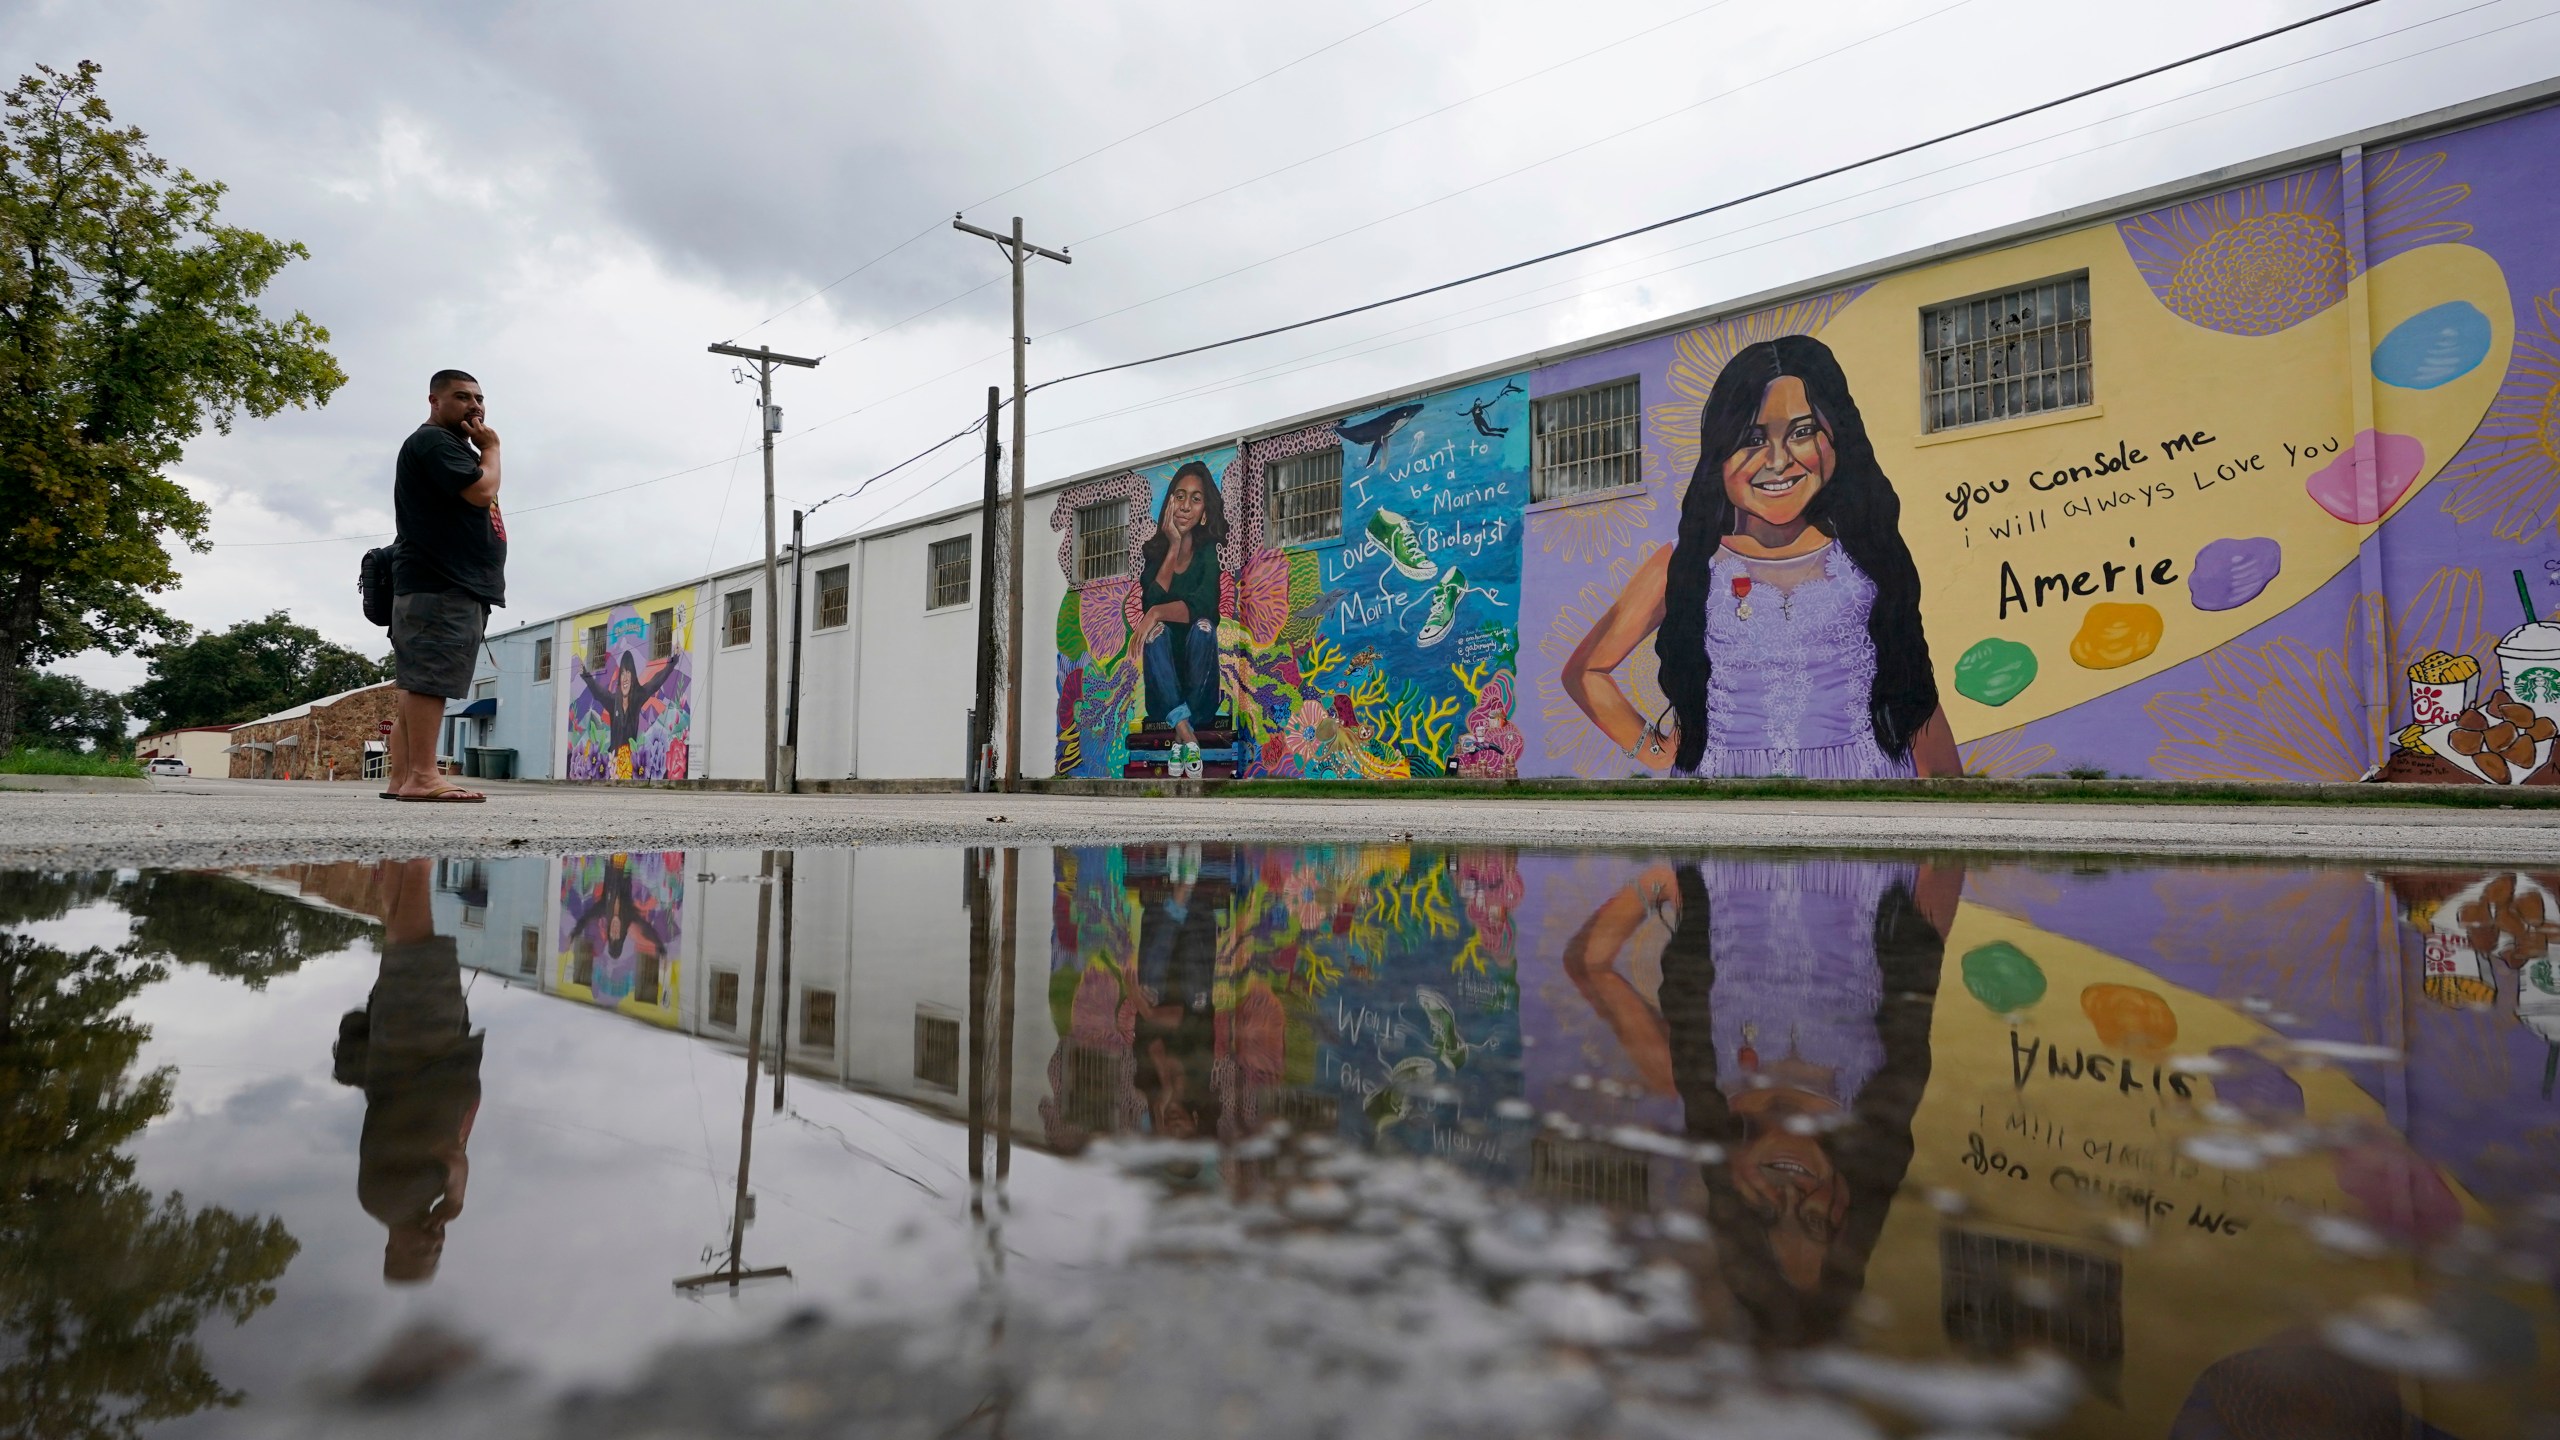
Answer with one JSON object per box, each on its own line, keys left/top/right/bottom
{"left": 772, "top": 850, "right": 796, "bottom": 1114}
{"left": 676, "top": 849, "right": 794, "bottom": 1292}
{"left": 955, "top": 845, "right": 1018, "bottom": 1435}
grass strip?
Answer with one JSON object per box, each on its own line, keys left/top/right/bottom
{"left": 0, "top": 747, "right": 145, "bottom": 778}
{"left": 1031, "top": 774, "right": 2560, "bottom": 808}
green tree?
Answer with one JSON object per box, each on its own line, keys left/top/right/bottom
{"left": 0, "top": 932, "right": 299, "bottom": 1438}
{"left": 115, "top": 868, "right": 376, "bottom": 989}
{"left": 9, "top": 667, "right": 127, "bottom": 751}
{"left": 0, "top": 61, "right": 345, "bottom": 753}
{"left": 125, "top": 611, "right": 385, "bottom": 732}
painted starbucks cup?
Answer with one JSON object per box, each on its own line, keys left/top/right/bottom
{"left": 2496, "top": 621, "right": 2560, "bottom": 729}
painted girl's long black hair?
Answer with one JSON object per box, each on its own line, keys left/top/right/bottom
{"left": 1658, "top": 861, "right": 1944, "bottom": 1346}
{"left": 1654, "top": 336, "right": 1936, "bottom": 770}
{"left": 1139, "top": 460, "right": 1230, "bottom": 576}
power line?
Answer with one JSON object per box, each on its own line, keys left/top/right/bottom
{"left": 955, "top": 0, "right": 1444, "bottom": 215}
{"left": 1030, "top": 0, "right": 1985, "bottom": 349}
{"left": 214, "top": 0, "right": 2447, "bottom": 555}
{"left": 1063, "top": 0, "right": 1747, "bottom": 249}
{"left": 724, "top": 0, "right": 1441, "bottom": 352}
{"left": 1030, "top": 0, "right": 2520, "bottom": 439}
{"left": 1026, "top": 0, "right": 2391, "bottom": 394}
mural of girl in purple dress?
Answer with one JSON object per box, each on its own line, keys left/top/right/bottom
{"left": 1561, "top": 336, "right": 1958, "bottom": 777}
{"left": 1561, "top": 855, "right": 1959, "bottom": 1344}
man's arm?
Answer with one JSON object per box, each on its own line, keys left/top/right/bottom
{"left": 457, "top": 420, "right": 502, "bottom": 508}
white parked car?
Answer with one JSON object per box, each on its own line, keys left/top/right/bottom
{"left": 145, "top": 756, "right": 190, "bottom": 777}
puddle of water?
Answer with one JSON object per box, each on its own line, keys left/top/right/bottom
{"left": 4, "top": 848, "right": 2557, "bottom": 1437}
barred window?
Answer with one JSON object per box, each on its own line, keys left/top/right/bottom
{"left": 518, "top": 926, "right": 539, "bottom": 976}
{"left": 710, "top": 970, "right": 739, "bottom": 1029}
{"left": 1532, "top": 377, "right": 1642, "bottom": 502}
{"left": 723, "top": 590, "right": 752, "bottom": 648}
{"left": 926, "top": 539, "right": 970, "bottom": 610}
{"left": 914, "top": 1012, "right": 959, "bottom": 1090}
{"left": 584, "top": 625, "right": 607, "bottom": 670}
{"left": 1922, "top": 273, "right": 2093, "bottom": 432}
{"left": 816, "top": 565, "right": 851, "bottom": 628}
{"left": 1267, "top": 448, "right": 1343, "bottom": 546}
{"left": 1076, "top": 500, "right": 1127, "bottom": 583}
{"left": 534, "top": 637, "right": 552, "bottom": 683}
{"left": 649, "top": 607, "right": 674, "bottom": 661}
{"left": 801, "top": 988, "right": 837, "bottom": 1053}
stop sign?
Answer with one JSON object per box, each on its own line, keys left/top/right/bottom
{"left": 378, "top": 719, "right": 396, "bottom": 735}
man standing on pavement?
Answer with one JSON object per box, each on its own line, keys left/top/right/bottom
{"left": 387, "top": 369, "right": 506, "bottom": 802}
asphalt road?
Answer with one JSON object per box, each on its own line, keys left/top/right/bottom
{"left": 5, "top": 775, "right": 2559, "bottom": 867}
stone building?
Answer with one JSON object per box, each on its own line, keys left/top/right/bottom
{"left": 226, "top": 682, "right": 401, "bottom": 781}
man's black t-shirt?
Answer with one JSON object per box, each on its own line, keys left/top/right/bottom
{"left": 393, "top": 423, "right": 507, "bottom": 606}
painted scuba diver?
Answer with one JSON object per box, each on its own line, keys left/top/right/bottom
{"left": 1461, "top": 381, "right": 1522, "bottom": 438}
{"left": 1336, "top": 402, "right": 1424, "bottom": 465}
{"left": 576, "top": 649, "right": 680, "bottom": 759}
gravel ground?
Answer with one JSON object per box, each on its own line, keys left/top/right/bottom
{"left": 7, "top": 776, "right": 2560, "bottom": 867}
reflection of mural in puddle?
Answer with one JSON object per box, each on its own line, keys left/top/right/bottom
{"left": 1041, "top": 843, "right": 1525, "bottom": 1171}
{"left": 557, "top": 851, "right": 682, "bottom": 1026}
{"left": 13, "top": 849, "right": 2560, "bottom": 1436}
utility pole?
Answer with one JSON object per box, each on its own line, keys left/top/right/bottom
{"left": 783, "top": 508, "right": 807, "bottom": 793}
{"left": 970, "top": 386, "right": 1001, "bottom": 792}
{"left": 707, "top": 342, "right": 821, "bottom": 793}
{"left": 951, "top": 216, "right": 1069, "bottom": 792}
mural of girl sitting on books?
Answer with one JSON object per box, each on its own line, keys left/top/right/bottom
{"left": 1135, "top": 461, "right": 1229, "bottom": 777}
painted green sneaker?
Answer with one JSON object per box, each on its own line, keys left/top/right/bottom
{"left": 1417, "top": 568, "right": 1465, "bottom": 647}
{"left": 1366, "top": 508, "right": 1437, "bottom": 581}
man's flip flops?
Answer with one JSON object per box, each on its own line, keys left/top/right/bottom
{"left": 394, "top": 787, "right": 486, "bottom": 802}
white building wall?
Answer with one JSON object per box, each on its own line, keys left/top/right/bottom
{"left": 702, "top": 573, "right": 769, "bottom": 782}
{"left": 850, "top": 512, "right": 986, "bottom": 780}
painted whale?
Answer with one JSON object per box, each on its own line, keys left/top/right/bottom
{"left": 1336, "top": 403, "right": 1424, "bottom": 465}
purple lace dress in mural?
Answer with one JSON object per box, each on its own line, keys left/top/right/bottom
{"left": 1703, "top": 855, "right": 1907, "bottom": 1105}
{"left": 1689, "top": 541, "right": 1913, "bottom": 780}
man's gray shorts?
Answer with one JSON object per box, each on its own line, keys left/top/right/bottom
{"left": 391, "top": 591, "right": 488, "bottom": 700}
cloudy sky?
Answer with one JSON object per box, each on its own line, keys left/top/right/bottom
{"left": 15, "top": 0, "right": 2560, "bottom": 691}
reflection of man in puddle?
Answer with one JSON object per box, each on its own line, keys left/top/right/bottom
{"left": 1561, "top": 857, "right": 1959, "bottom": 1343}
{"left": 334, "top": 858, "right": 484, "bottom": 1284}
{"left": 1131, "top": 843, "right": 1228, "bottom": 1140}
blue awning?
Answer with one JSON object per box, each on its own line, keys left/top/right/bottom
{"left": 448, "top": 697, "right": 497, "bottom": 719}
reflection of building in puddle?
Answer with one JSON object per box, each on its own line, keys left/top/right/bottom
{"left": 1938, "top": 1224, "right": 2125, "bottom": 1402}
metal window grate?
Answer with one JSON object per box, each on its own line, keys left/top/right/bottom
{"left": 1062, "top": 1044, "right": 1120, "bottom": 1133}
{"left": 927, "top": 539, "right": 970, "bottom": 609}
{"left": 723, "top": 590, "right": 752, "bottom": 647}
{"left": 1532, "top": 377, "right": 1642, "bottom": 502}
{"left": 1940, "top": 1225, "right": 2124, "bottom": 1397}
{"left": 1076, "top": 500, "right": 1128, "bottom": 583}
{"left": 534, "top": 637, "right": 552, "bottom": 683}
{"left": 584, "top": 625, "right": 607, "bottom": 671}
{"left": 1267, "top": 449, "right": 1343, "bottom": 546}
{"left": 801, "top": 989, "right": 837, "bottom": 1053}
{"left": 519, "top": 926, "right": 539, "bottom": 976}
{"left": 914, "top": 1013, "right": 960, "bottom": 1090}
{"left": 1922, "top": 274, "right": 2093, "bottom": 432}
{"left": 710, "top": 970, "right": 740, "bottom": 1029}
{"left": 816, "top": 565, "right": 851, "bottom": 627}
{"left": 1529, "top": 1134, "right": 1653, "bottom": 1210}
{"left": 649, "top": 608, "right": 674, "bottom": 661}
